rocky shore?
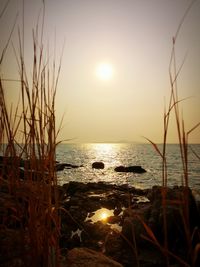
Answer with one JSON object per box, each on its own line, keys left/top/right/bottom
{"left": 58, "top": 181, "right": 200, "bottom": 267}
{"left": 1, "top": 180, "right": 200, "bottom": 266}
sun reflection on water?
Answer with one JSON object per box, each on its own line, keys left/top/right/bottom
{"left": 87, "top": 208, "right": 113, "bottom": 223}
{"left": 92, "top": 143, "right": 118, "bottom": 154}
{"left": 99, "top": 210, "right": 110, "bottom": 221}
{"left": 88, "top": 143, "right": 123, "bottom": 167}
{"left": 86, "top": 208, "right": 122, "bottom": 231}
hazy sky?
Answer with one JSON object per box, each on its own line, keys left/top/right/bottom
{"left": 1, "top": 0, "right": 200, "bottom": 143}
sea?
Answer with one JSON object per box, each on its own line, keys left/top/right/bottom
{"left": 56, "top": 143, "right": 200, "bottom": 190}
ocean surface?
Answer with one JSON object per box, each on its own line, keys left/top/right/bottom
{"left": 56, "top": 143, "right": 200, "bottom": 190}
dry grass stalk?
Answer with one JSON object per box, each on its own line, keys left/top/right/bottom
{"left": 0, "top": 2, "right": 62, "bottom": 266}
{"left": 142, "top": 1, "right": 200, "bottom": 266}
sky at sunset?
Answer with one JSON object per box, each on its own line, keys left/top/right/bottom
{"left": 1, "top": 0, "right": 200, "bottom": 143}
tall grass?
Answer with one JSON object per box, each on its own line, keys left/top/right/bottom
{"left": 143, "top": 1, "right": 200, "bottom": 266}
{"left": 1, "top": 1, "right": 200, "bottom": 267}
{"left": 0, "top": 2, "right": 61, "bottom": 266}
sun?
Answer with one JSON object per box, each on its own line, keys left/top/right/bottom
{"left": 96, "top": 62, "right": 113, "bottom": 81}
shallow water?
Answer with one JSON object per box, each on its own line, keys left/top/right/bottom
{"left": 56, "top": 143, "right": 200, "bottom": 189}
{"left": 86, "top": 208, "right": 121, "bottom": 231}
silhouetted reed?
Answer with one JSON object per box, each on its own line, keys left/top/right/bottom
{"left": 0, "top": 2, "right": 61, "bottom": 266}
{"left": 143, "top": 1, "right": 200, "bottom": 266}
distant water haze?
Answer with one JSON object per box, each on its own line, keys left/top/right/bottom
{"left": 1, "top": 0, "right": 200, "bottom": 143}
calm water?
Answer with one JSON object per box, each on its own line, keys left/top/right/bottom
{"left": 56, "top": 143, "right": 200, "bottom": 189}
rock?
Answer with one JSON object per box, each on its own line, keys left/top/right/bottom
{"left": 100, "top": 197, "right": 116, "bottom": 209}
{"left": 121, "top": 216, "right": 147, "bottom": 246}
{"left": 114, "top": 165, "right": 146, "bottom": 173}
{"left": 104, "top": 231, "right": 123, "bottom": 263}
{"left": 92, "top": 162, "right": 105, "bottom": 169}
{"left": 64, "top": 247, "right": 123, "bottom": 267}
{"left": 113, "top": 206, "right": 122, "bottom": 216}
{"left": 114, "top": 166, "right": 125, "bottom": 172}
{"left": 83, "top": 221, "right": 111, "bottom": 241}
{"left": 138, "top": 246, "right": 165, "bottom": 267}
{"left": 56, "top": 163, "right": 83, "bottom": 171}
{"left": 0, "top": 191, "right": 26, "bottom": 229}
{"left": 107, "top": 215, "right": 121, "bottom": 225}
{"left": 60, "top": 231, "right": 72, "bottom": 249}
{"left": 0, "top": 229, "right": 26, "bottom": 266}
{"left": 145, "top": 186, "right": 200, "bottom": 261}
{"left": 59, "top": 182, "right": 200, "bottom": 266}
{"left": 63, "top": 181, "right": 89, "bottom": 195}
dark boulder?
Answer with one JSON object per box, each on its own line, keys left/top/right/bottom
{"left": 64, "top": 247, "right": 123, "bottom": 267}
{"left": 114, "top": 165, "right": 146, "bottom": 173}
{"left": 92, "top": 161, "right": 105, "bottom": 169}
{"left": 104, "top": 231, "right": 123, "bottom": 264}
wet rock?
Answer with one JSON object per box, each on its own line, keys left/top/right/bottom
{"left": 114, "top": 165, "right": 146, "bottom": 173}
{"left": 83, "top": 221, "right": 111, "bottom": 241}
{"left": 107, "top": 215, "right": 121, "bottom": 225}
{"left": 104, "top": 231, "right": 123, "bottom": 263}
{"left": 113, "top": 206, "right": 122, "bottom": 216}
{"left": 64, "top": 247, "right": 123, "bottom": 267}
{"left": 70, "top": 195, "right": 81, "bottom": 206}
{"left": 138, "top": 247, "right": 165, "bottom": 267}
{"left": 146, "top": 186, "right": 200, "bottom": 260}
{"left": 92, "top": 161, "right": 105, "bottom": 169}
{"left": 100, "top": 197, "right": 116, "bottom": 210}
{"left": 122, "top": 216, "right": 147, "bottom": 247}
{"left": 63, "top": 182, "right": 88, "bottom": 195}
{"left": 55, "top": 163, "right": 83, "bottom": 171}
{"left": 87, "top": 211, "right": 95, "bottom": 218}
{"left": 59, "top": 182, "right": 200, "bottom": 266}
{"left": 84, "top": 198, "right": 102, "bottom": 212}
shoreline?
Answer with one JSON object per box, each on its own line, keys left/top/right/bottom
{"left": 58, "top": 181, "right": 200, "bottom": 266}
{"left": 1, "top": 178, "right": 200, "bottom": 266}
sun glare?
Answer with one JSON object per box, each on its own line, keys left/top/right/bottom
{"left": 100, "top": 211, "right": 109, "bottom": 221}
{"left": 87, "top": 208, "right": 113, "bottom": 223}
{"left": 96, "top": 62, "right": 113, "bottom": 81}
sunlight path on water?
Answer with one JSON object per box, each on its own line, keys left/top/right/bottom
{"left": 56, "top": 144, "right": 200, "bottom": 190}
